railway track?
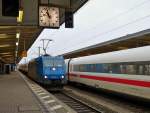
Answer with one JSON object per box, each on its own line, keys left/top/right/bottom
{"left": 64, "top": 85, "right": 150, "bottom": 113}
{"left": 52, "top": 90, "right": 116, "bottom": 113}
{"left": 53, "top": 92, "right": 103, "bottom": 113}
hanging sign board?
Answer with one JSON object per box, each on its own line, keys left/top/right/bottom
{"left": 21, "top": 50, "right": 27, "bottom": 57}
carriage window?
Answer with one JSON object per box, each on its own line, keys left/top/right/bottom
{"left": 126, "top": 65, "right": 136, "bottom": 74}
{"left": 72, "top": 62, "right": 150, "bottom": 76}
{"left": 79, "top": 65, "right": 85, "bottom": 72}
{"left": 120, "top": 65, "right": 127, "bottom": 74}
{"left": 73, "top": 65, "right": 79, "bottom": 71}
{"left": 103, "top": 64, "right": 109, "bottom": 73}
{"left": 111, "top": 64, "right": 121, "bottom": 74}
{"left": 138, "top": 65, "right": 144, "bottom": 75}
{"left": 148, "top": 65, "right": 150, "bottom": 75}
{"left": 144, "top": 65, "right": 150, "bottom": 75}
{"left": 90, "top": 64, "right": 96, "bottom": 72}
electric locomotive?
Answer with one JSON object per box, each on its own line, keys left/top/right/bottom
{"left": 25, "top": 55, "right": 66, "bottom": 90}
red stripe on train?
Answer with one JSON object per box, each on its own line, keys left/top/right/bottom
{"left": 69, "top": 73, "right": 150, "bottom": 88}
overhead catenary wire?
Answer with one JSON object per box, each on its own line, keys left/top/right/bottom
{"left": 59, "top": 0, "right": 150, "bottom": 49}
{"left": 57, "top": 0, "right": 150, "bottom": 52}
{"left": 68, "top": 13, "right": 150, "bottom": 51}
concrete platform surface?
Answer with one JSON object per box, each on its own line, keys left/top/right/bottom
{"left": 0, "top": 71, "right": 43, "bottom": 113}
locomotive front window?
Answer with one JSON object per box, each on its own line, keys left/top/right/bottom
{"left": 43, "top": 59, "right": 53, "bottom": 67}
{"left": 54, "top": 60, "right": 64, "bottom": 67}
{"left": 43, "top": 58, "right": 65, "bottom": 67}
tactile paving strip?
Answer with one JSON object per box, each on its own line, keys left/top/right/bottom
{"left": 18, "top": 71, "right": 77, "bottom": 113}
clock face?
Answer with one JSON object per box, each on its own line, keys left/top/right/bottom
{"left": 39, "top": 6, "right": 60, "bottom": 28}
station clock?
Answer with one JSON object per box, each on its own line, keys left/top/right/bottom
{"left": 39, "top": 5, "right": 60, "bottom": 28}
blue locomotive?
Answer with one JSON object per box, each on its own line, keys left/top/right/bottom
{"left": 26, "top": 55, "right": 67, "bottom": 90}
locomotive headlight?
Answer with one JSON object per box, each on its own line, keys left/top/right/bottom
{"left": 52, "top": 67, "right": 56, "bottom": 71}
{"left": 44, "top": 76, "right": 48, "bottom": 79}
{"left": 61, "top": 75, "right": 64, "bottom": 79}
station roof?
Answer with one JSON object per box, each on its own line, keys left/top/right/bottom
{"left": 0, "top": 0, "right": 88, "bottom": 63}
{"left": 63, "top": 28, "right": 150, "bottom": 59}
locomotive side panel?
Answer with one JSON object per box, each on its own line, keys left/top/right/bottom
{"left": 28, "top": 60, "right": 38, "bottom": 81}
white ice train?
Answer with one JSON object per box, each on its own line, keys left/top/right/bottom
{"left": 66, "top": 45, "right": 150, "bottom": 100}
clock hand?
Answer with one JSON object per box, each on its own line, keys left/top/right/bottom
{"left": 46, "top": 11, "right": 51, "bottom": 19}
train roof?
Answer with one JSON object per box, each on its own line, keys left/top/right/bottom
{"left": 70, "top": 46, "right": 150, "bottom": 64}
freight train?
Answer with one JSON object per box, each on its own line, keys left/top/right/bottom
{"left": 19, "top": 55, "right": 67, "bottom": 90}
{"left": 66, "top": 46, "right": 150, "bottom": 100}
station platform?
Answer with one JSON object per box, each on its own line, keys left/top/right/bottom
{"left": 0, "top": 71, "right": 75, "bottom": 113}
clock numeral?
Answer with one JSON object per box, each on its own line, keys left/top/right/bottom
{"left": 43, "top": 8, "right": 47, "bottom": 10}
{"left": 41, "top": 13, "right": 46, "bottom": 16}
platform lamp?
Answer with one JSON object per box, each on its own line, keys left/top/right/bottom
{"left": 17, "top": 0, "right": 23, "bottom": 23}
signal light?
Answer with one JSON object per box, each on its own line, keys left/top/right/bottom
{"left": 65, "top": 11, "right": 74, "bottom": 28}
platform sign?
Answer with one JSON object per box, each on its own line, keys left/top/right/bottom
{"left": 21, "top": 50, "right": 27, "bottom": 57}
{"left": 2, "top": 0, "right": 19, "bottom": 17}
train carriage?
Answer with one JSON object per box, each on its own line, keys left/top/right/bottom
{"left": 67, "top": 46, "right": 150, "bottom": 100}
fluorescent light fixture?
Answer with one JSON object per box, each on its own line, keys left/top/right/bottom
{"left": 16, "top": 33, "right": 20, "bottom": 39}
{"left": 17, "top": 10, "right": 23, "bottom": 22}
{"left": 15, "top": 51, "right": 18, "bottom": 56}
{"left": 0, "top": 34, "right": 7, "bottom": 37}
{"left": 16, "top": 42, "right": 19, "bottom": 46}
{"left": 0, "top": 34, "right": 10, "bottom": 39}
{"left": 0, "top": 44, "right": 11, "bottom": 48}
{"left": 2, "top": 54, "right": 12, "bottom": 57}
{"left": 0, "top": 52, "right": 11, "bottom": 55}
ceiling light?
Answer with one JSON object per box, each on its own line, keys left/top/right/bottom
{"left": 0, "top": 34, "right": 10, "bottom": 39}
{"left": 0, "top": 52, "right": 11, "bottom": 55}
{"left": 2, "top": 55, "right": 13, "bottom": 57}
{"left": 16, "top": 33, "right": 20, "bottom": 39}
{"left": 0, "top": 44, "right": 11, "bottom": 48}
{"left": 15, "top": 51, "right": 18, "bottom": 56}
{"left": 0, "top": 34, "right": 7, "bottom": 37}
{"left": 16, "top": 42, "right": 19, "bottom": 46}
